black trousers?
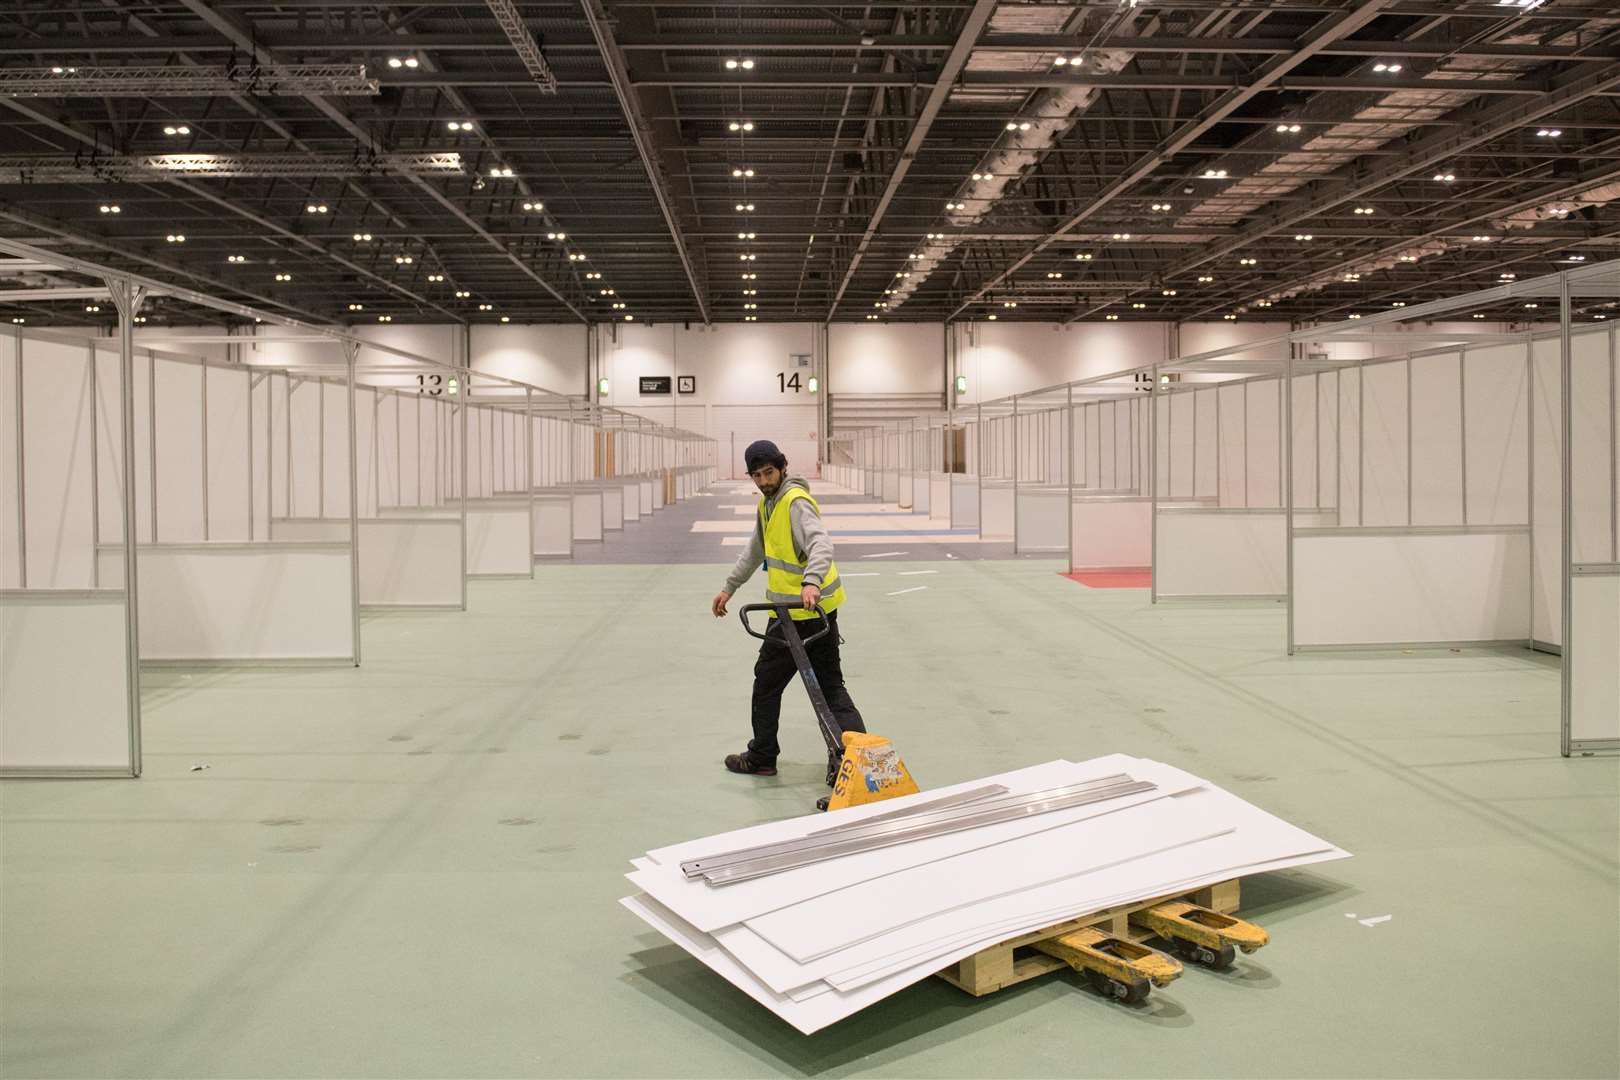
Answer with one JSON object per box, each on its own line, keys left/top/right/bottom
{"left": 748, "top": 609, "right": 866, "bottom": 762}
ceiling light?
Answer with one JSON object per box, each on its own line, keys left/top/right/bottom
{"left": 1132, "top": 302, "right": 1147, "bottom": 310}
{"left": 1202, "top": 169, "right": 1228, "bottom": 179}
{"left": 500, "top": 316, "right": 511, "bottom": 323}
{"left": 9, "top": 318, "right": 23, "bottom": 324}
{"left": 866, "top": 314, "right": 879, "bottom": 321}
{"left": 987, "top": 314, "right": 997, "bottom": 321}
{"left": 1500, "top": 273, "right": 1517, "bottom": 280}
{"left": 165, "top": 234, "right": 185, "bottom": 242}
{"left": 1257, "top": 300, "right": 1273, "bottom": 307}
{"left": 736, "top": 203, "right": 755, "bottom": 212}
{"left": 1343, "top": 273, "right": 1361, "bottom": 281}
{"left": 306, "top": 203, "right": 328, "bottom": 214}
{"left": 1372, "top": 62, "right": 1402, "bottom": 73}
{"left": 1052, "top": 56, "right": 1068, "bottom": 66}
{"left": 1151, "top": 203, "right": 1171, "bottom": 212}
{"left": 479, "top": 303, "right": 493, "bottom": 311}
{"left": 1348, "top": 314, "right": 1362, "bottom": 320}
{"left": 428, "top": 273, "right": 445, "bottom": 282}
{"left": 447, "top": 121, "right": 474, "bottom": 132}
{"left": 971, "top": 172, "right": 990, "bottom": 181}
{"left": 946, "top": 201, "right": 966, "bottom": 211}
{"left": 1354, "top": 207, "right": 1375, "bottom": 215}
{"left": 744, "top": 303, "right": 757, "bottom": 310}
{"left": 738, "top": 231, "right": 756, "bottom": 240}
{"left": 1105, "top": 314, "right": 1119, "bottom": 321}
{"left": 1161, "top": 289, "right": 1177, "bottom": 296}
{"left": 728, "top": 121, "right": 754, "bottom": 132}
{"left": 1525, "top": 303, "right": 1539, "bottom": 309}
{"left": 1392, "top": 301, "right": 1407, "bottom": 307}
{"left": 1046, "top": 272, "right": 1062, "bottom": 279}
{"left": 612, "top": 302, "right": 624, "bottom": 310}
{"left": 84, "top": 304, "right": 101, "bottom": 312}
{"left": 741, "top": 272, "right": 756, "bottom": 280}
{"left": 1474, "top": 313, "right": 1488, "bottom": 319}
{"left": 227, "top": 254, "right": 246, "bottom": 263}
{"left": 352, "top": 232, "right": 373, "bottom": 241}
{"left": 743, "top": 289, "right": 755, "bottom": 296}
{"left": 1112, "top": 233, "right": 1131, "bottom": 241}
{"left": 1075, "top": 253, "right": 1093, "bottom": 261}
{"left": 1197, "top": 275, "right": 1214, "bottom": 283}
{"left": 898, "top": 272, "right": 911, "bottom": 278}
{"left": 394, "top": 255, "right": 414, "bottom": 264}
{"left": 1294, "top": 234, "right": 1313, "bottom": 241}
{"left": 546, "top": 232, "right": 566, "bottom": 240}
{"left": 522, "top": 201, "right": 544, "bottom": 212}
{"left": 725, "top": 58, "right": 755, "bottom": 71}
{"left": 1536, "top": 128, "right": 1562, "bottom": 137}
{"left": 133, "top": 316, "right": 147, "bottom": 324}
{"left": 99, "top": 204, "right": 120, "bottom": 214}
{"left": 274, "top": 273, "right": 292, "bottom": 281}
{"left": 1275, "top": 123, "right": 1301, "bottom": 134}
{"left": 743, "top": 315, "right": 754, "bottom": 322}
{"left": 489, "top": 166, "right": 514, "bottom": 178}
{"left": 568, "top": 253, "right": 587, "bottom": 262}
{"left": 739, "top": 253, "right": 755, "bottom": 261}
{"left": 1596, "top": 315, "right": 1609, "bottom": 321}
{"left": 1471, "top": 235, "right": 1493, "bottom": 242}
{"left": 731, "top": 167, "right": 754, "bottom": 178}
{"left": 1399, "top": 255, "right": 1418, "bottom": 263}
{"left": 455, "top": 290, "right": 471, "bottom": 298}
{"left": 1005, "top": 121, "right": 1031, "bottom": 132}
{"left": 162, "top": 125, "right": 191, "bottom": 136}
{"left": 386, "top": 56, "right": 419, "bottom": 69}
{"left": 378, "top": 315, "right": 393, "bottom": 323}
{"left": 1003, "top": 301, "right": 1017, "bottom": 308}
{"left": 1224, "top": 314, "right": 1237, "bottom": 321}
{"left": 1566, "top": 254, "right": 1587, "bottom": 262}
{"left": 1239, "top": 257, "right": 1258, "bottom": 266}
{"left": 1432, "top": 172, "right": 1456, "bottom": 182}
{"left": 348, "top": 303, "right": 363, "bottom": 311}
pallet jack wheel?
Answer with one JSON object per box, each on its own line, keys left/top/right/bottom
{"left": 1174, "top": 940, "right": 1236, "bottom": 970}
{"left": 814, "top": 795, "right": 831, "bottom": 812}
{"left": 1086, "top": 970, "right": 1151, "bottom": 1004}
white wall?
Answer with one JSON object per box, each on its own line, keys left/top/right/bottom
{"left": 959, "top": 321, "right": 1166, "bottom": 403}
{"left": 471, "top": 324, "right": 586, "bottom": 395}
{"left": 829, "top": 323, "right": 942, "bottom": 394}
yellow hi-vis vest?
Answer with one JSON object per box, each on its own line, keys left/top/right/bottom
{"left": 761, "top": 486, "right": 844, "bottom": 620}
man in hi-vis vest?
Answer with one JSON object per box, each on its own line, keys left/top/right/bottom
{"left": 711, "top": 440, "right": 866, "bottom": 776}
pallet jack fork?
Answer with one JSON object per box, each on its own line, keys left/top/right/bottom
{"left": 1130, "top": 901, "right": 1270, "bottom": 970}
{"left": 738, "top": 603, "right": 918, "bottom": 812}
{"left": 1033, "top": 928, "right": 1184, "bottom": 1004}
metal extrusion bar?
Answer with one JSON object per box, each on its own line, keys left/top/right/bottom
{"left": 680, "top": 773, "right": 1140, "bottom": 877}
{"left": 0, "top": 152, "right": 463, "bottom": 183}
{"left": 485, "top": 0, "right": 558, "bottom": 93}
{"left": 809, "top": 784, "right": 1012, "bottom": 835}
{"left": 687, "top": 777, "right": 1155, "bottom": 884}
{"left": 702, "top": 780, "right": 1158, "bottom": 885}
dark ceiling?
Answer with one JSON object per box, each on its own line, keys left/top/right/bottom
{"left": 3, "top": 0, "right": 1619, "bottom": 329}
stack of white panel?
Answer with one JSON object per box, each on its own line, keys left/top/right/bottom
{"left": 621, "top": 755, "right": 1349, "bottom": 1034}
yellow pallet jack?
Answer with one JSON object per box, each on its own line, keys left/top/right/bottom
{"left": 739, "top": 602, "right": 918, "bottom": 812}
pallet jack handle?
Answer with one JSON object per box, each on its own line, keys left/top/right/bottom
{"left": 736, "top": 602, "right": 833, "bottom": 646}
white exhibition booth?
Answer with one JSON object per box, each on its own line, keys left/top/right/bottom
{"left": 0, "top": 238, "right": 716, "bottom": 778}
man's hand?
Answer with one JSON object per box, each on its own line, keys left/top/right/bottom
{"left": 712, "top": 591, "right": 731, "bottom": 618}
{"left": 800, "top": 584, "right": 821, "bottom": 611}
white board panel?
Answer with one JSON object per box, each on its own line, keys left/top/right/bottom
{"left": 153, "top": 356, "right": 205, "bottom": 542}
{"left": 1245, "top": 379, "right": 1282, "bottom": 508}
{"left": 1463, "top": 344, "right": 1528, "bottom": 526}
{"left": 533, "top": 496, "right": 572, "bottom": 557}
{"left": 0, "top": 593, "right": 130, "bottom": 773}
{"left": 1411, "top": 352, "right": 1463, "bottom": 525}
{"left": 205, "top": 364, "right": 252, "bottom": 541}
{"left": 1531, "top": 340, "right": 1561, "bottom": 646}
{"left": 949, "top": 475, "right": 978, "bottom": 529}
{"left": 620, "top": 480, "right": 641, "bottom": 523}
{"left": 359, "top": 519, "right": 461, "bottom": 606}
{"left": 1156, "top": 511, "right": 1287, "bottom": 597}
{"left": 133, "top": 545, "right": 353, "bottom": 660}
{"left": 929, "top": 476, "right": 949, "bottom": 521}
{"left": 1290, "top": 374, "right": 1319, "bottom": 510}
{"left": 20, "top": 336, "right": 96, "bottom": 587}
{"left": 1337, "top": 367, "right": 1362, "bottom": 526}
{"left": 287, "top": 377, "right": 321, "bottom": 519}
{"left": 912, "top": 474, "right": 930, "bottom": 515}
{"left": 600, "top": 484, "right": 625, "bottom": 530}
{"left": 640, "top": 479, "right": 653, "bottom": 515}
{"left": 1216, "top": 383, "right": 1245, "bottom": 506}
{"left": 467, "top": 500, "right": 531, "bottom": 576}
{"left": 573, "top": 489, "right": 604, "bottom": 541}
{"left": 1293, "top": 531, "right": 1530, "bottom": 647}
{"left": 1015, "top": 488, "right": 1067, "bottom": 552}
{"left": 1571, "top": 328, "right": 1616, "bottom": 565}
{"left": 981, "top": 483, "right": 1014, "bottom": 541}
{"left": 1362, "top": 361, "right": 1409, "bottom": 526}
{"left": 1071, "top": 498, "right": 1151, "bottom": 570}
{"left": 1569, "top": 571, "right": 1620, "bottom": 744}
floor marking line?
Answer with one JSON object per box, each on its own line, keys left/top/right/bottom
{"left": 862, "top": 551, "right": 908, "bottom": 559}
{"left": 886, "top": 586, "right": 928, "bottom": 596}
{"left": 897, "top": 570, "right": 938, "bottom": 576}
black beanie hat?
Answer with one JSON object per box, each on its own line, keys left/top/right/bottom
{"left": 744, "top": 439, "right": 786, "bottom": 473}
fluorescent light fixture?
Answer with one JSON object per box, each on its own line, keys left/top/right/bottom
{"left": 955, "top": 375, "right": 968, "bottom": 394}
{"left": 986, "top": 314, "right": 997, "bottom": 321}
{"left": 807, "top": 375, "right": 819, "bottom": 393}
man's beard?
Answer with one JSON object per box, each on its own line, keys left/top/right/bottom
{"left": 759, "top": 480, "right": 781, "bottom": 498}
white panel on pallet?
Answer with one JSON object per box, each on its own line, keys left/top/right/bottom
{"left": 0, "top": 592, "right": 131, "bottom": 774}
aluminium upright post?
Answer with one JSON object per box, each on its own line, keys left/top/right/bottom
{"left": 12, "top": 328, "right": 25, "bottom": 588}
{"left": 1066, "top": 383, "right": 1074, "bottom": 568}
{"left": 526, "top": 387, "right": 535, "bottom": 578}
{"left": 1285, "top": 345, "right": 1296, "bottom": 655}
{"left": 109, "top": 277, "right": 145, "bottom": 776}
{"left": 1149, "top": 367, "right": 1158, "bottom": 604}
{"left": 90, "top": 343, "right": 100, "bottom": 587}
{"left": 1012, "top": 394, "right": 1019, "bottom": 552}
{"left": 459, "top": 367, "right": 469, "bottom": 611}
{"left": 200, "top": 360, "right": 209, "bottom": 540}
{"left": 344, "top": 340, "right": 361, "bottom": 666}
{"left": 1559, "top": 273, "right": 1574, "bottom": 756}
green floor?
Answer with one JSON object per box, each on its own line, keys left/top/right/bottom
{"left": 2, "top": 560, "right": 1616, "bottom": 1078}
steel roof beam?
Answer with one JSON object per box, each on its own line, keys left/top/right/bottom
{"left": 825, "top": 0, "right": 998, "bottom": 322}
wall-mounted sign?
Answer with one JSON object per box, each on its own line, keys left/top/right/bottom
{"left": 639, "top": 375, "right": 672, "bottom": 394}
{"left": 677, "top": 375, "right": 696, "bottom": 394}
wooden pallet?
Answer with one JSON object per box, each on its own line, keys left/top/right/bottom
{"left": 935, "top": 878, "right": 1242, "bottom": 997}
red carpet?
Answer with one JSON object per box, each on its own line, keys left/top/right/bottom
{"left": 1061, "top": 570, "right": 1153, "bottom": 589}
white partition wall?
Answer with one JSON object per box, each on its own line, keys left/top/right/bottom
{"left": 2, "top": 328, "right": 139, "bottom": 776}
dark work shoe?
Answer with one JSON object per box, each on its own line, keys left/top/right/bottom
{"left": 724, "top": 752, "right": 777, "bottom": 776}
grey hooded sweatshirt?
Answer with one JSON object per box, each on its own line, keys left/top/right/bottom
{"left": 722, "top": 477, "right": 835, "bottom": 596}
